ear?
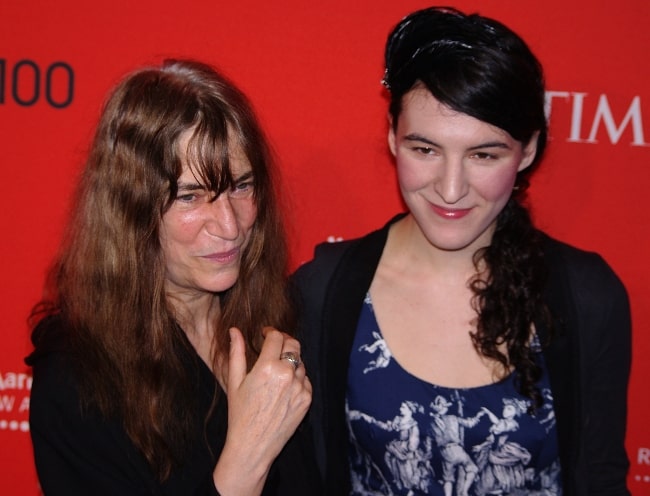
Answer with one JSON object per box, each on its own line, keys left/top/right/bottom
{"left": 387, "top": 113, "right": 397, "bottom": 156}
{"left": 518, "top": 131, "right": 540, "bottom": 172}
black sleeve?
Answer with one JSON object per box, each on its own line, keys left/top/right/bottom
{"left": 575, "top": 254, "right": 632, "bottom": 495}
{"left": 262, "top": 422, "right": 323, "bottom": 495}
{"left": 30, "top": 351, "right": 155, "bottom": 495}
{"left": 29, "top": 351, "right": 221, "bottom": 496}
{"left": 289, "top": 240, "right": 352, "bottom": 483}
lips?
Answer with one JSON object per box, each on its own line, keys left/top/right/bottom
{"left": 201, "top": 247, "right": 240, "bottom": 263}
{"left": 430, "top": 203, "right": 472, "bottom": 220}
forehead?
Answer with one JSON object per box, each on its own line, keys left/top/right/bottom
{"left": 399, "top": 88, "right": 513, "bottom": 142}
{"left": 177, "top": 128, "right": 251, "bottom": 180}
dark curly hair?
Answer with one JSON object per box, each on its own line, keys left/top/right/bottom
{"left": 384, "top": 7, "right": 549, "bottom": 409}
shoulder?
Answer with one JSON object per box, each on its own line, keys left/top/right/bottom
{"left": 540, "top": 232, "right": 630, "bottom": 340}
{"left": 27, "top": 318, "right": 154, "bottom": 493}
{"left": 290, "top": 238, "right": 362, "bottom": 328}
{"left": 292, "top": 213, "right": 404, "bottom": 286}
{"left": 292, "top": 239, "right": 357, "bottom": 288}
{"left": 28, "top": 315, "right": 74, "bottom": 386}
{"left": 541, "top": 232, "right": 628, "bottom": 299}
{"left": 289, "top": 216, "right": 399, "bottom": 347}
{"left": 28, "top": 316, "right": 82, "bottom": 418}
{"left": 27, "top": 315, "right": 105, "bottom": 446}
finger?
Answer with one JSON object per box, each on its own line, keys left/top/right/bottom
{"left": 261, "top": 325, "right": 293, "bottom": 337}
{"left": 279, "top": 337, "right": 301, "bottom": 356}
{"left": 261, "top": 326, "right": 298, "bottom": 349}
{"left": 280, "top": 340, "right": 302, "bottom": 371}
{"left": 279, "top": 352, "right": 303, "bottom": 374}
{"left": 261, "top": 325, "right": 279, "bottom": 338}
{"left": 293, "top": 360, "right": 307, "bottom": 379}
{"left": 260, "top": 328, "right": 300, "bottom": 360}
{"left": 260, "top": 327, "right": 304, "bottom": 373}
{"left": 302, "top": 375, "right": 312, "bottom": 395}
{"left": 278, "top": 332, "right": 302, "bottom": 374}
{"left": 227, "top": 327, "right": 247, "bottom": 393}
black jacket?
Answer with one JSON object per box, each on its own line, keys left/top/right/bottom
{"left": 292, "top": 215, "right": 631, "bottom": 495}
{"left": 27, "top": 316, "right": 321, "bottom": 496}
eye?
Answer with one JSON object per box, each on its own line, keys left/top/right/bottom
{"left": 471, "top": 151, "right": 498, "bottom": 161}
{"left": 176, "top": 193, "right": 197, "bottom": 202}
{"left": 412, "top": 146, "right": 436, "bottom": 155}
{"left": 174, "top": 187, "right": 208, "bottom": 204}
{"left": 229, "top": 179, "right": 255, "bottom": 198}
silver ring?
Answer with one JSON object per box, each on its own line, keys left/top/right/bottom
{"left": 280, "top": 351, "right": 301, "bottom": 370}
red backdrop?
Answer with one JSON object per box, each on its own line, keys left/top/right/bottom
{"left": 1, "top": 0, "right": 648, "bottom": 493}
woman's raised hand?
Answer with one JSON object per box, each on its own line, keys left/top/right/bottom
{"left": 213, "top": 326, "right": 312, "bottom": 495}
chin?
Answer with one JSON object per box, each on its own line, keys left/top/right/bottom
{"left": 422, "top": 232, "right": 477, "bottom": 252}
{"left": 421, "top": 222, "right": 494, "bottom": 253}
{"left": 201, "top": 275, "right": 240, "bottom": 294}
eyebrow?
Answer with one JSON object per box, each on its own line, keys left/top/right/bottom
{"left": 176, "top": 182, "right": 205, "bottom": 192}
{"left": 177, "top": 170, "right": 254, "bottom": 191}
{"left": 233, "top": 170, "right": 254, "bottom": 183}
{"left": 403, "top": 133, "right": 511, "bottom": 150}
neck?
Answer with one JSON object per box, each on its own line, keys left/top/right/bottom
{"left": 390, "top": 215, "right": 486, "bottom": 278}
{"left": 166, "top": 289, "right": 221, "bottom": 372}
{"left": 168, "top": 290, "right": 220, "bottom": 336}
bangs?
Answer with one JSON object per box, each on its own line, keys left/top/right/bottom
{"left": 183, "top": 118, "right": 238, "bottom": 196}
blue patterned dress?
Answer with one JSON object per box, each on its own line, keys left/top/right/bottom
{"left": 347, "top": 293, "right": 562, "bottom": 495}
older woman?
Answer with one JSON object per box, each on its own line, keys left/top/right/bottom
{"left": 27, "top": 59, "right": 319, "bottom": 495}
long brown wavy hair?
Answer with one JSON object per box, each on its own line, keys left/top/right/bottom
{"left": 28, "top": 59, "right": 292, "bottom": 478}
{"left": 384, "top": 7, "right": 550, "bottom": 410}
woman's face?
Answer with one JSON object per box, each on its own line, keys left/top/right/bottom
{"left": 388, "top": 88, "right": 537, "bottom": 255}
{"left": 160, "top": 130, "right": 257, "bottom": 299}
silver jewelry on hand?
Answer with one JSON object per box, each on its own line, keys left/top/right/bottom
{"left": 280, "top": 351, "right": 301, "bottom": 370}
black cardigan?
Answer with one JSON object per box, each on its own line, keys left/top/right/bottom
{"left": 292, "top": 215, "right": 631, "bottom": 495}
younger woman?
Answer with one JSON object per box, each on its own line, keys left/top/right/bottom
{"left": 293, "top": 7, "right": 631, "bottom": 495}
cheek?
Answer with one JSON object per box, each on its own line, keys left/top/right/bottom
{"left": 234, "top": 199, "right": 258, "bottom": 234}
{"left": 161, "top": 211, "right": 203, "bottom": 247}
{"left": 474, "top": 167, "right": 518, "bottom": 202}
{"left": 396, "top": 157, "right": 427, "bottom": 192}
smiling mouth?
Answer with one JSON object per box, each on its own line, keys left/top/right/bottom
{"left": 202, "top": 248, "right": 240, "bottom": 263}
{"left": 430, "top": 204, "right": 472, "bottom": 219}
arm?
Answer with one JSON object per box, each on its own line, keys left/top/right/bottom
{"left": 347, "top": 409, "right": 393, "bottom": 430}
{"left": 577, "top": 255, "right": 632, "bottom": 495}
{"left": 30, "top": 330, "right": 312, "bottom": 496}
{"left": 29, "top": 352, "right": 172, "bottom": 495}
{"left": 458, "top": 409, "right": 486, "bottom": 428}
{"left": 480, "top": 406, "right": 499, "bottom": 424}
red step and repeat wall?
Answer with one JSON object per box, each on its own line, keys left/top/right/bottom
{"left": 1, "top": 0, "right": 648, "bottom": 493}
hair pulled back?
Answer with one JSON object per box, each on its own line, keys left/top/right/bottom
{"left": 384, "top": 7, "right": 550, "bottom": 409}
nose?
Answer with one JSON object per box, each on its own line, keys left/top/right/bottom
{"left": 434, "top": 157, "right": 469, "bottom": 204}
{"left": 205, "top": 194, "right": 239, "bottom": 240}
